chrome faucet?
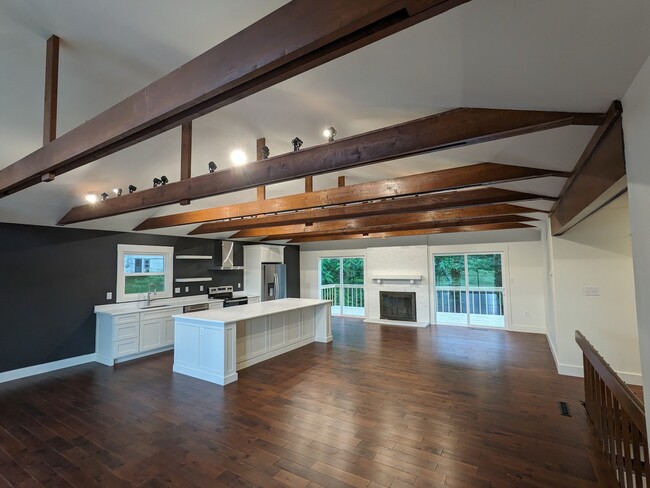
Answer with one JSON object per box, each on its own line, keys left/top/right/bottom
{"left": 146, "top": 283, "right": 157, "bottom": 306}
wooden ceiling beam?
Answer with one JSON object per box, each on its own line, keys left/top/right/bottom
{"left": 179, "top": 121, "right": 192, "bottom": 206}
{"left": 232, "top": 203, "right": 539, "bottom": 238}
{"left": 287, "top": 222, "right": 535, "bottom": 242}
{"left": 188, "top": 187, "right": 552, "bottom": 235}
{"left": 0, "top": 0, "right": 473, "bottom": 197}
{"left": 43, "top": 35, "right": 60, "bottom": 146}
{"left": 133, "top": 162, "right": 563, "bottom": 231}
{"left": 550, "top": 101, "right": 626, "bottom": 236}
{"left": 57, "top": 106, "right": 597, "bottom": 225}
{"left": 260, "top": 215, "right": 538, "bottom": 241}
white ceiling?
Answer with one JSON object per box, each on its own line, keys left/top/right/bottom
{"left": 0, "top": 0, "right": 649, "bottom": 241}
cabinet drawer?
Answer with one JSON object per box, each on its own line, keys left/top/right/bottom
{"left": 114, "top": 322, "right": 139, "bottom": 340}
{"left": 114, "top": 338, "right": 139, "bottom": 358}
{"left": 114, "top": 313, "right": 139, "bottom": 325}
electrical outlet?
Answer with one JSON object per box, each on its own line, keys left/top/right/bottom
{"left": 185, "top": 286, "right": 189, "bottom": 292}
{"left": 238, "top": 282, "right": 241, "bottom": 288}
{"left": 199, "top": 285, "right": 204, "bottom": 292}
{"left": 584, "top": 286, "right": 600, "bottom": 296}
{"left": 106, "top": 292, "right": 112, "bottom": 300}
{"left": 175, "top": 287, "right": 180, "bottom": 293}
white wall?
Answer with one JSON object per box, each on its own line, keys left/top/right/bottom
{"left": 300, "top": 230, "right": 547, "bottom": 333}
{"left": 623, "top": 56, "right": 650, "bottom": 407}
{"left": 547, "top": 196, "right": 640, "bottom": 384}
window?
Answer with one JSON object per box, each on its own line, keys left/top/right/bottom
{"left": 116, "top": 244, "right": 174, "bottom": 302}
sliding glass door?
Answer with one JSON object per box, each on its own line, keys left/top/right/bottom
{"left": 433, "top": 253, "right": 505, "bottom": 327}
{"left": 319, "top": 257, "right": 365, "bottom": 316}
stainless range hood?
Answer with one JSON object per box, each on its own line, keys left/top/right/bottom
{"left": 212, "top": 241, "right": 244, "bottom": 270}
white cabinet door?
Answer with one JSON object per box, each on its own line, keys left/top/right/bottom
{"left": 162, "top": 307, "right": 182, "bottom": 346}
{"left": 140, "top": 318, "right": 164, "bottom": 351}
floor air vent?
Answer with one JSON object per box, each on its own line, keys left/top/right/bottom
{"left": 559, "top": 401, "right": 571, "bottom": 417}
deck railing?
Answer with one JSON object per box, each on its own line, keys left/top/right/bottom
{"left": 436, "top": 286, "right": 504, "bottom": 315}
{"left": 320, "top": 284, "right": 365, "bottom": 308}
{"left": 576, "top": 330, "right": 648, "bottom": 487}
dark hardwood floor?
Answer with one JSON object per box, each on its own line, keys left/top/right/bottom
{"left": 0, "top": 318, "right": 617, "bottom": 487}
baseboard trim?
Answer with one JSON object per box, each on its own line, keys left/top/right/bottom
{"left": 546, "top": 334, "right": 560, "bottom": 371}
{"left": 509, "top": 324, "right": 546, "bottom": 334}
{"left": 556, "top": 363, "right": 643, "bottom": 386}
{"left": 0, "top": 354, "right": 97, "bottom": 384}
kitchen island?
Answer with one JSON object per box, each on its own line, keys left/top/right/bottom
{"left": 172, "top": 298, "right": 332, "bottom": 385}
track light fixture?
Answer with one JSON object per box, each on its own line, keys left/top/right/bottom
{"left": 261, "top": 145, "right": 270, "bottom": 159}
{"left": 101, "top": 192, "right": 109, "bottom": 202}
{"left": 323, "top": 126, "right": 337, "bottom": 142}
{"left": 128, "top": 185, "right": 137, "bottom": 193}
{"left": 160, "top": 175, "right": 169, "bottom": 185}
{"left": 153, "top": 177, "right": 162, "bottom": 187}
{"left": 113, "top": 188, "right": 122, "bottom": 196}
{"left": 85, "top": 194, "right": 98, "bottom": 204}
{"left": 208, "top": 161, "right": 217, "bottom": 173}
{"left": 292, "top": 137, "right": 303, "bottom": 151}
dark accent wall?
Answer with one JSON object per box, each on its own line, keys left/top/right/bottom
{"left": 0, "top": 223, "right": 300, "bottom": 373}
{"left": 284, "top": 245, "right": 301, "bottom": 298}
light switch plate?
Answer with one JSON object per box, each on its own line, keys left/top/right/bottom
{"left": 106, "top": 292, "right": 112, "bottom": 300}
{"left": 199, "top": 285, "right": 204, "bottom": 292}
{"left": 584, "top": 286, "right": 600, "bottom": 296}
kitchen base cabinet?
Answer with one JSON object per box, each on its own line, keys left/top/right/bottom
{"left": 173, "top": 299, "right": 331, "bottom": 385}
{"left": 95, "top": 307, "right": 181, "bottom": 366}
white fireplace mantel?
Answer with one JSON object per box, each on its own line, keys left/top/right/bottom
{"left": 371, "top": 274, "right": 422, "bottom": 284}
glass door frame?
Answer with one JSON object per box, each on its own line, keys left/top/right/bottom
{"left": 318, "top": 256, "right": 366, "bottom": 318}
{"left": 430, "top": 249, "right": 510, "bottom": 329}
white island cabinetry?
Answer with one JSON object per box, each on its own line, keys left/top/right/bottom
{"left": 173, "top": 298, "right": 331, "bottom": 385}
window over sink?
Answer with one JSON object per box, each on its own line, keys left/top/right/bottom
{"left": 116, "top": 244, "right": 174, "bottom": 303}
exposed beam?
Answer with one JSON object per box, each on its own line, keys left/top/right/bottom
{"left": 179, "top": 121, "right": 192, "bottom": 206}
{"left": 58, "top": 107, "right": 598, "bottom": 224}
{"left": 305, "top": 176, "right": 313, "bottom": 193}
{"left": 260, "top": 215, "right": 538, "bottom": 241}
{"left": 288, "top": 222, "right": 535, "bottom": 243}
{"left": 256, "top": 138, "right": 266, "bottom": 200}
{"left": 132, "top": 162, "right": 566, "bottom": 231}
{"left": 232, "top": 204, "right": 539, "bottom": 238}
{"left": 1, "top": 0, "right": 473, "bottom": 197}
{"left": 189, "top": 187, "right": 551, "bottom": 235}
{"left": 550, "top": 101, "right": 626, "bottom": 236}
{"left": 43, "top": 35, "right": 60, "bottom": 145}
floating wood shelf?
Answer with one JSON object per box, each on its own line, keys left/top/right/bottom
{"left": 175, "top": 255, "right": 213, "bottom": 260}
{"left": 372, "top": 275, "right": 422, "bottom": 284}
{"left": 175, "top": 277, "right": 213, "bottom": 283}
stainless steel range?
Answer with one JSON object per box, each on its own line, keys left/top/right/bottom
{"left": 208, "top": 285, "right": 248, "bottom": 307}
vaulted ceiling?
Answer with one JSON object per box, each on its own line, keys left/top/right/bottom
{"left": 1, "top": 0, "right": 649, "bottom": 243}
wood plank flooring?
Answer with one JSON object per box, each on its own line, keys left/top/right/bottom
{"left": 0, "top": 318, "right": 618, "bottom": 487}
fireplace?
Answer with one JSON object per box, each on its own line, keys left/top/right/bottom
{"left": 379, "top": 291, "right": 416, "bottom": 322}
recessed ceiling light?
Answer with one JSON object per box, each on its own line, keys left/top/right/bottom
{"left": 230, "top": 149, "right": 247, "bottom": 166}
{"left": 85, "top": 193, "right": 98, "bottom": 204}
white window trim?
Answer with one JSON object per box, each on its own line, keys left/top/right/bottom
{"left": 116, "top": 244, "right": 174, "bottom": 303}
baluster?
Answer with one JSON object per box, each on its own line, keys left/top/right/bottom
{"left": 621, "top": 409, "right": 634, "bottom": 487}
{"left": 631, "top": 427, "right": 643, "bottom": 487}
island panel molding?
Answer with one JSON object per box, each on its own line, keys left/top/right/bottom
{"left": 172, "top": 298, "right": 331, "bottom": 385}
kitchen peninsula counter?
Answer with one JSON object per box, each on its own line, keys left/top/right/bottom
{"left": 172, "top": 298, "right": 332, "bottom": 385}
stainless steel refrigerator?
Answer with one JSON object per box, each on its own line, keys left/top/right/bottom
{"left": 262, "top": 263, "right": 287, "bottom": 301}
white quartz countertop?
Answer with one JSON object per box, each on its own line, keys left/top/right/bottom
{"left": 95, "top": 292, "right": 260, "bottom": 316}
{"left": 173, "top": 298, "right": 330, "bottom": 326}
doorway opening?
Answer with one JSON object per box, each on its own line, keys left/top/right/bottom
{"left": 433, "top": 253, "right": 505, "bottom": 327}
{"left": 319, "top": 257, "right": 365, "bottom": 317}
